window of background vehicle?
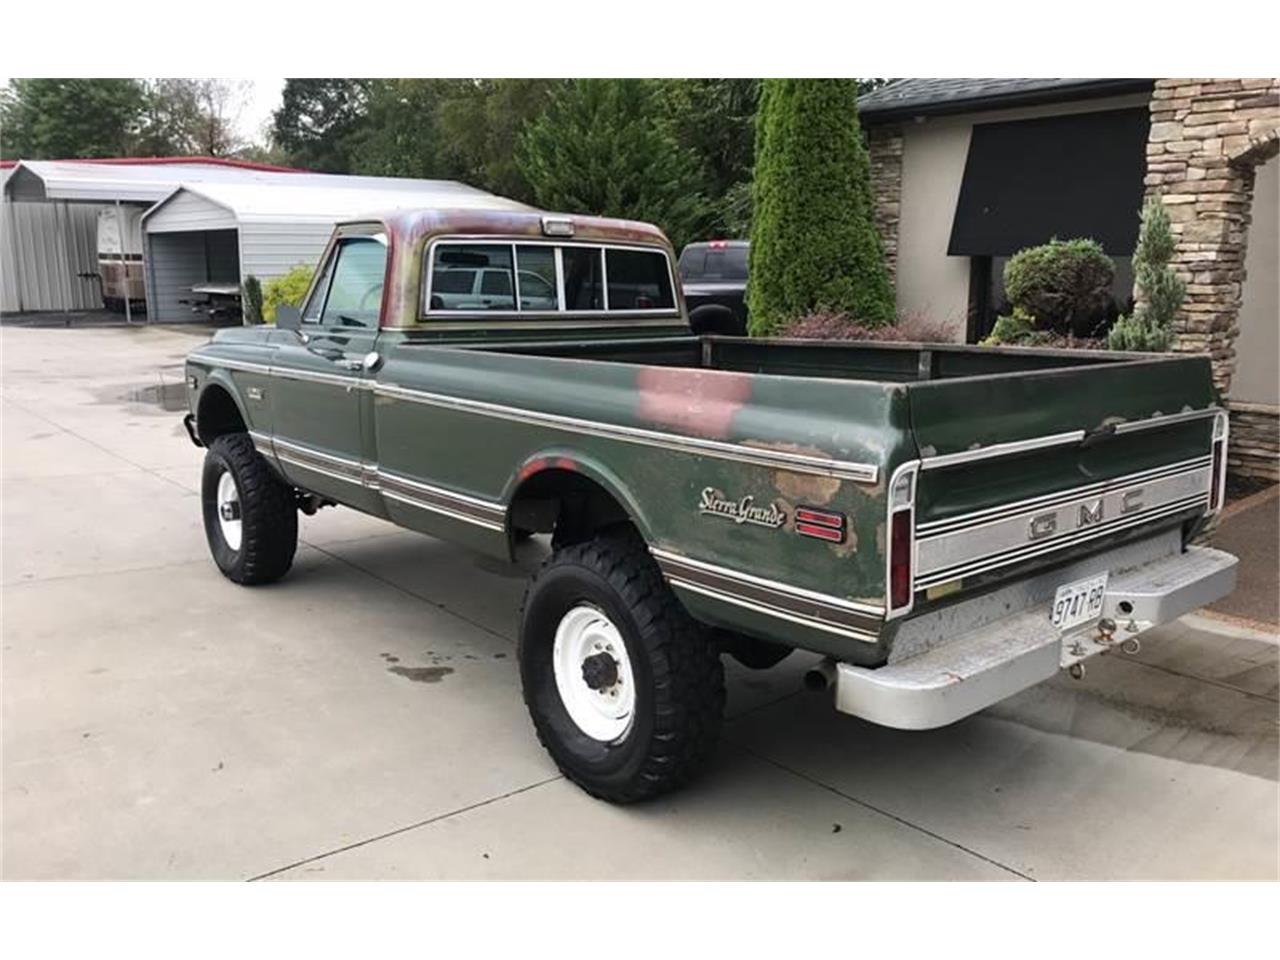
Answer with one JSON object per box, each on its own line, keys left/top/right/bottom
{"left": 606, "top": 248, "right": 675, "bottom": 310}
{"left": 430, "top": 244, "right": 515, "bottom": 311}
{"left": 562, "top": 246, "right": 603, "bottom": 311}
{"left": 318, "top": 236, "right": 388, "bottom": 328}
{"left": 515, "top": 245, "right": 558, "bottom": 311}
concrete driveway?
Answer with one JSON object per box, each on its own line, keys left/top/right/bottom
{"left": 2, "top": 324, "right": 1276, "bottom": 880}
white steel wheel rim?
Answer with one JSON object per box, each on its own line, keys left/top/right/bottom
{"left": 552, "top": 604, "right": 636, "bottom": 743}
{"left": 216, "top": 470, "right": 243, "bottom": 552}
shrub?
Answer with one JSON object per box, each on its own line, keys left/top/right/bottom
{"left": 1003, "top": 238, "right": 1115, "bottom": 337}
{"left": 982, "top": 307, "right": 1043, "bottom": 346}
{"left": 780, "top": 309, "right": 954, "bottom": 343}
{"left": 1108, "top": 198, "right": 1182, "bottom": 353}
{"left": 262, "top": 265, "right": 314, "bottom": 323}
{"left": 242, "top": 275, "right": 264, "bottom": 325}
{"left": 747, "top": 79, "right": 895, "bottom": 336}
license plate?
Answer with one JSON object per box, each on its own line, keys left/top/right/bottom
{"left": 1050, "top": 572, "right": 1109, "bottom": 631}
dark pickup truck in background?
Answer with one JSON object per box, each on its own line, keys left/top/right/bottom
{"left": 678, "top": 239, "right": 749, "bottom": 336}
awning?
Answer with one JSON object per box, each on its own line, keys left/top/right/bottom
{"left": 947, "top": 107, "right": 1150, "bottom": 257}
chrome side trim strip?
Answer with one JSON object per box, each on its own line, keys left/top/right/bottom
{"left": 1111, "top": 407, "right": 1219, "bottom": 434}
{"left": 382, "top": 489, "right": 506, "bottom": 532}
{"left": 652, "top": 548, "right": 883, "bottom": 644}
{"left": 264, "top": 433, "right": 507, "bottom": 532}
{"left": 916, "top": 454, "right": 1213, "bottom": 537}
{"left": 188, "top": 353, "right": 880, "bottom": 483}
{"left": 377, "top": 383, "right": 879, "bottom": 484}
{"left": 188, "top": 354, "right": 273, "bottom": 376}
{"left": 650, "top": 548, "right": 885, "bottom": 617}
{"left": 918, "top": 430, "right": 1085, "bottom": 471}
{"left": 665, "top": 577, "right": 880, "bottom": 644}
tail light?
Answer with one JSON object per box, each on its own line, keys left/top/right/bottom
{"left": 886, "top": 462, "right": 918, "bottom": 618}
{"left": 1208, "top": 411, "right": 1229, "bottom": 514}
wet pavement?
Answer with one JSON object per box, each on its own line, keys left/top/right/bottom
{"left": 2, "top": 324, "right": 1277, "bottom": 880}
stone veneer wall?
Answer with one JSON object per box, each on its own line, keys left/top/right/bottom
{"left": 1145, "top": 78, "right": 1279, "bottom": 483}
{"left": 1227, "top": 401, "right": 1280, "bottom": 482}
{"left": 867, "top": 125, "right": 903, "bottom": 287}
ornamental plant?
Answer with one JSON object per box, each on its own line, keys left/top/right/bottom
{"left": 746, "top": 79, "right": 895, "bottom": 335}
{"left": 1108, "top": 198, "right": 1182, "bottom": 352}
{"left": 261, "top": 264, "right": 314, "bottom": 323}
{"left": 1002, "top": 238, "right": 1116, "bottom": 337}
{"left": 242, "top": 275, "right": 264, "bottom": 325}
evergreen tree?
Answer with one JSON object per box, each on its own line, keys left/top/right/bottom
{"left": 1, "top": 78, "right": 146, "bottom": 159}
{"left": 746, "top": 79, "right": 895, "bottom": 335}
{"left": 1108, "top": 198, "right": 1182, "bottom": 352}
{"left": 272, "top": 79, "right": 375, "bottom": 173}
{"left": 516, "top": 79, "right": 712, "bottom": 249}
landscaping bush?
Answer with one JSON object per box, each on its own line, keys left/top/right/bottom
{"left": 1108, "top": 198, "right": 1182, "bottom": 353}
{"left": 262, "top": 265, "right": 314, "bottom": 323}
{"left": 242, "top": 275, "right": 264, "bottom": 325}
{"left": 747, "top": 79, "right": 895, "bottom": 336}
{"left": 780, "top": 309, "right": 954, "bottom": 343}
{"left": 1002, "top": 238, "right": 1116, "bottom": 338}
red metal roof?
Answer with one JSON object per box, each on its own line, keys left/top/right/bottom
{"left": 1, "top": 156, "right": 305, "bottom": 173}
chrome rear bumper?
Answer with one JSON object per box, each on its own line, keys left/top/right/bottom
{"left": 823, "top": 542, "right": 1238, "bottom": 730}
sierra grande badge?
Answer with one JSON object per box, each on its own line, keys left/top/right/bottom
{"left": 698, "top": 487, "right": 787, "bottom": 529}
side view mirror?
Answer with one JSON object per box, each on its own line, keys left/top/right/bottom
{"left": 276, "top": 305, "right": 301, "bottom": 331}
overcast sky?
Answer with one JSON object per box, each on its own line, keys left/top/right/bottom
{"left": 1, "top": 77, "right": 287, "bottom": 148}
{"left": 235, "top": 77, "right": 285, "bottom": 144}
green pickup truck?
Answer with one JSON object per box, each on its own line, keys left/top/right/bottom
{"left": 183, "top": 207, "right": 1238, "bottom": 802}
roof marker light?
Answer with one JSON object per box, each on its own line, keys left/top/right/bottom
{"left": 541, "top": 216, "right": 575, "bottom": 237}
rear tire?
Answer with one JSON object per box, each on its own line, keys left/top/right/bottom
{"left": 518, "top": 528, "right": 725, "bottom": 803}
{"left": 201, "top": 433, "right": 298, "bottom": 584}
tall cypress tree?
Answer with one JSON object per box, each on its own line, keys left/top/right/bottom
{"left": 747, "top": 79, "right": 895, "bottom": 335}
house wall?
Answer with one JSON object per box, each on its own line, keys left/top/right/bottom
{"left": 1232, "top": 156, "right": 1278, "bottom": 407}
{"left": 893, "top": 93, "right": 1153, "bottom": 340}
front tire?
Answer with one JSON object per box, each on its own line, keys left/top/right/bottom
{"left": 201, "top": 433, "right": 298, "bottom": 584}
{"left": 518, "top": 528, "right": 725, "bottom": 803}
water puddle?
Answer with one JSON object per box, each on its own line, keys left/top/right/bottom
{"left": 388, "top": 665, "right": 454, "bottom": 684}
{"left": 124, "top": 381, "right": 188, "bottom": 412}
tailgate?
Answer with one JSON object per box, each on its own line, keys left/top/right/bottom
{"left": 902, "top": 354, "right": 1224, "bottom": 602}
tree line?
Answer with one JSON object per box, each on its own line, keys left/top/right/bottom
{"left": 2, "top": 78, "right": 889, "bottom": 251}
{"left": 269, "top": 78, "right": 763, "bottom": 248}
{"left": 1, "top": 78, "right": 255, "bottom": 161}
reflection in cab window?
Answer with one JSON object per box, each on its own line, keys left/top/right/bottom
{"left": 316, "top": 236, "right": 387, "bottom": 328}
{"left": 562, "top": 246, "right": 603, "bottom": 310}
{"left": 429, "top": 244, "right": 515, "bottom": 311}
{"left": 606, "top": 249, "right": 674, "bottom": 310}
{"left": 515, "top": 245, "right": 558, "bottom": 311}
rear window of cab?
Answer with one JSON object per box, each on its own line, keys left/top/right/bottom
{"left": 423, "top": 241, "right": 676, "bottom": 316}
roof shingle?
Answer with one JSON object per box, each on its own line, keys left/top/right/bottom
{"left": 858, "top": 78, "right": 1153, "bottom": 121}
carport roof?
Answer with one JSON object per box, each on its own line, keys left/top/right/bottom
{"left": 3, "top": 157, "right": 521, "bottom": 208}
{"left": 142, "top": 180, "right": 534, "bottom": 228}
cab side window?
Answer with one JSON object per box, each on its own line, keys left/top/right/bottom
{"left": 316, "top": 235, "right": 388, "bottom": 328}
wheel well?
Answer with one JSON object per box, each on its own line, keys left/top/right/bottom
{"left": 196, "top": 384, "right": 248, "bottom": 445}
{"left": 508, "top": 468, "right": 634, "bottom": 548}
{"left": 689, "top": 303, "right": 745, "bottom": 337}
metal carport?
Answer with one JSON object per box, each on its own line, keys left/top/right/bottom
{"left": 141, "top": 181, "right": 532, "bottom": 323}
